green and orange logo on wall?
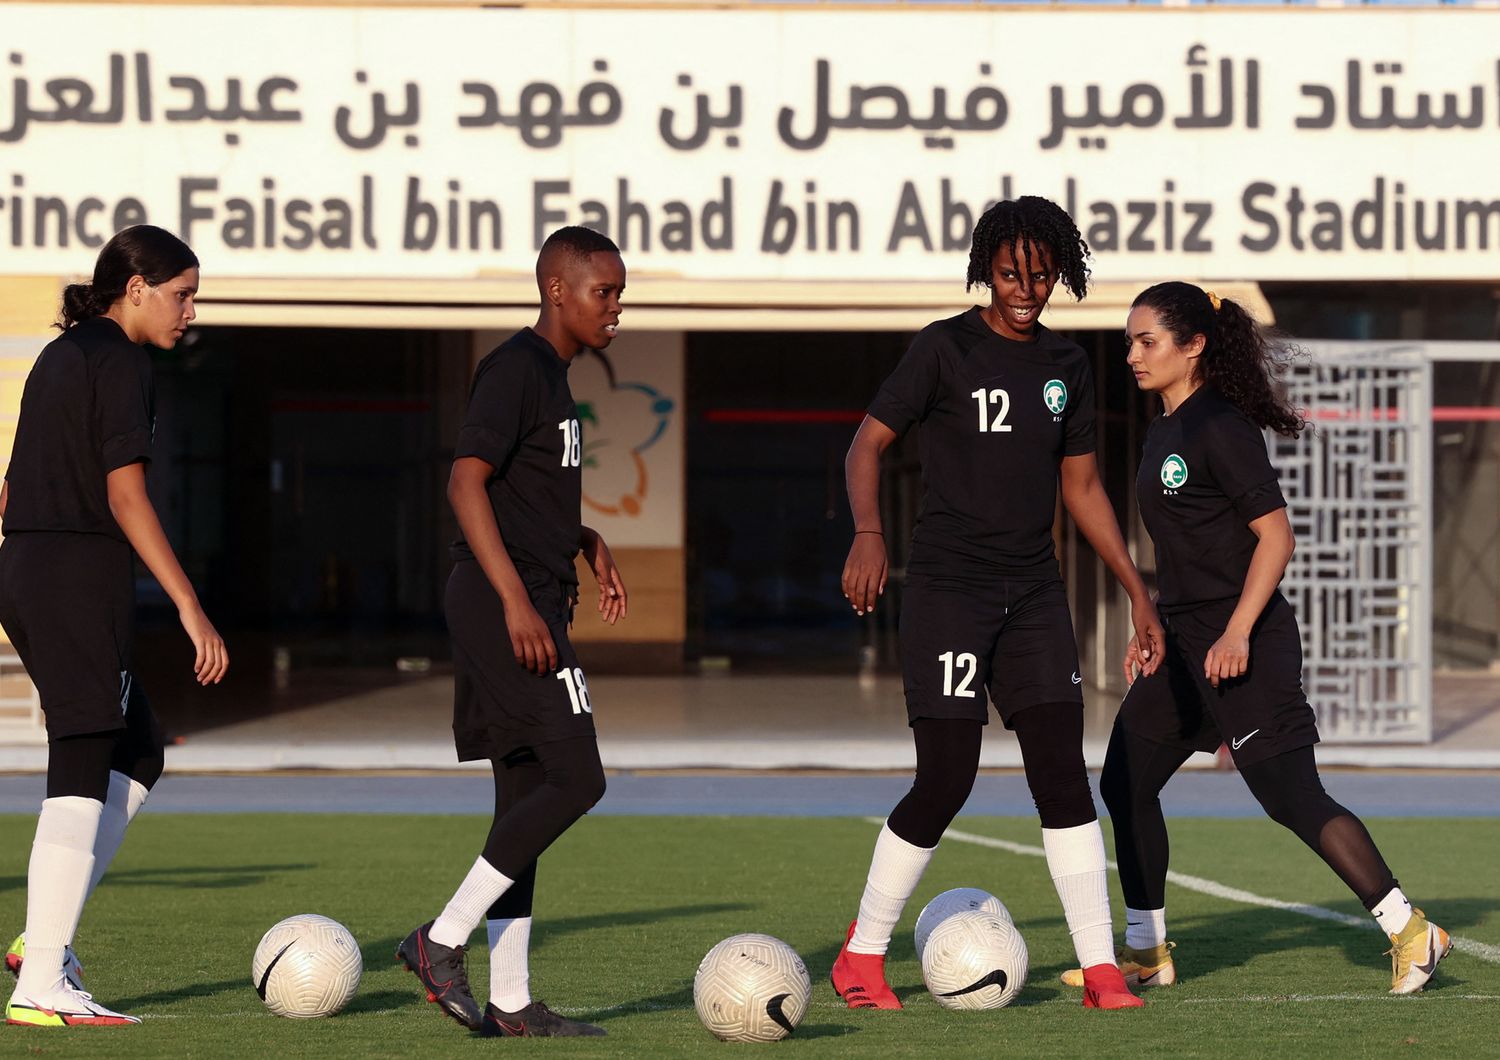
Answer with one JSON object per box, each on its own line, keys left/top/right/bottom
{"left": 577, "top": 350, "right": 676, "bottom": 518}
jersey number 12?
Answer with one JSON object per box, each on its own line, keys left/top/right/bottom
{"left": 971, "top": 388, "right": 1012, "bottom": 433}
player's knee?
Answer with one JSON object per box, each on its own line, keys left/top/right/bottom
{"left": 1098, "top": 755, "right": 1132, "bottom": 820}
{"left": 564, "top": 760, "right": 607, "bottom": 815}
{"left": 1031, "top": 782, "right": 1098, "bottom": 830}
{"left": 912, "top": 769, "right": 974, "bottom": 824}
{"left": 129, "top": 745, "right": 165, "bottom": 791}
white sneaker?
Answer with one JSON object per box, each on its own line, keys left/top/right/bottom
{"left": 6, "top": 933, "right": 86, "bottom": 992}
{"left": 5, "top": 981, "right": 140, "bottom": 1027}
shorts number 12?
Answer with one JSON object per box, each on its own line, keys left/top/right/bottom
{"left": 939, "top": 651, "right": 978, "bottom": 698}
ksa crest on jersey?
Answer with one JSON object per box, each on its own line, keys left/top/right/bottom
{"left": 1160, "top": 454, "right": 1189, "bottom": 489}
{"left": 1043, "top": 379, "right": 1067, "bottom": 415}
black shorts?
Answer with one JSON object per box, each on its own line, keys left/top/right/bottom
{"left": 446, "top": 560, "right": 595, "bottom": 762}
{"left": 0, "top": 532, "right": 137, "bottom": 739}
{"left": 1117, "top": 592, "right": 1318, "bottom": 768}
{"left": 899, "top": 573, "right": 1083, "bottom": 727}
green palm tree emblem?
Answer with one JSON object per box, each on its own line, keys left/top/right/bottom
{"left": 1160, "top": 454, "right": 1189, "bottom": 489}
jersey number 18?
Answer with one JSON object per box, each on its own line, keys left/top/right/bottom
{"left": 558, "top": 419, "right": 582, "bottom": 467}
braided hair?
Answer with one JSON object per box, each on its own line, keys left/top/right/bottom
{"left": 58, "top": 225, "right": 198, "bottom": 330}
{"left": 965, "top": 196, "right": 1090, "bottom": 301}
{"left": 1132, "top": 281, "right": 1305, "bottom": 437}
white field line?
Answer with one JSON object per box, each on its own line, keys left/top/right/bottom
{"left": 866, "top": 819, "right": 1500, "bottom": 966}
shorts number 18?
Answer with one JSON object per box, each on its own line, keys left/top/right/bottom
{"left": 556, "top": 667, "right": 593, "bottom": 714}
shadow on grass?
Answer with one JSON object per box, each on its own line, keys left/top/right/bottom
{"left": 0, "top": 863, "right": 316, "bottom": 897}
{"left": 105, "top": 863, "right": 318, "bottom": 891}
{"left": 341, "top": 989, "right": 416, "bottom": 1016}
{"left": 111, "top": 975, "right": 248, "bottom": 1010}
{"left": 360, "top": 901, "right": 754, "bottom": 973}
{"left": 1173, "top": 894, "right": 1498, "bottom": 988}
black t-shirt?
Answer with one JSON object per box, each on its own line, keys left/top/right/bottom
{"left": 867, "top": 308, "right": 1097, "bottom": 577}
{"left": 451, "top": 328, "right": 581, "bottom": 589}
{"left": 2, "top": 317, "right": 154, "bottom": 541}
{"left": 1137, "top": 386, "right": 1287, "bottom": 613}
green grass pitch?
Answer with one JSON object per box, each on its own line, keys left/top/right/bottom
{"left": 0, "top": 813, "right": 1495, "bottom": 1057}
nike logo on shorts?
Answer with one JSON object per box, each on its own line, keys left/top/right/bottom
{"left": 1071, "top": 672, "right": 1082, "bottom": 685}
{"left": 1231, "top": 729, "right": 1260, "bottom": 750}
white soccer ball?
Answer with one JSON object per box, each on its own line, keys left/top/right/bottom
{"left": 693, "top": 933, "right": 811, "bottom": 1042}
{"left": 920, "top": 910, "right": 1028, "bottom": 1011}
{"left": 914, "top": 887, "right": 1013, "bottom": 958}
{"left": 251, "top": 913, "right": 363, "bottom": 1018}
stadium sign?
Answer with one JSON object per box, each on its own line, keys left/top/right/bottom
{"left": 2, "top": 6, "right": 1500, "bottom": 280}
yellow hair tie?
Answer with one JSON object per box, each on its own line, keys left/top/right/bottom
{"left": 1206, "top": 290, "right": 1222, "bottom": 312}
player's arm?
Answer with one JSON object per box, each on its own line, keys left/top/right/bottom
{"left": 842, "top": 415, "right": 897, "bottom": 616}
{"left": 1203, "top": 506, "right": 1294, "bottom": 688}
{"left": 106, "top": 462, "right": 228, "bottom": 685}
{"left": 448, "top": 455, "right": 557, "bottom": 674}
{"left": 579, "top": 525, "right": 627, "bottom": 625}
{"left": 1059, "top": 452, "right": 1163, "bottom": 677}
{"left": 0, "top": 478, "right": 7, "bottom": 519}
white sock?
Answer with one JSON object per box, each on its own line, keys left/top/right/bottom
{"left": 430, "top": 856, "right": 514, "bottom": 948}
{"left": 487, "top": 916, "right": 533, "bottom": 1012}
{"left": 82, "top": 771, "right": 150, "bottom": 907}
{"left": 15, "top": 797, "right": 101, "bottom": 998}
{"left": 1124, "top": 906, "right": 1167, "bottom": 951}
{"left": 1042, "top": 821, "right": 1116, "bottom": 969}
{"left": 848, "top": 823, "right": 936, "bottom": 956}
{"left": 1371, "top": 886, "right": 1413, "bottom": 936}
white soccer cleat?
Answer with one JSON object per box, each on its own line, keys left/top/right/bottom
{"left": 5, "top": 981, "right": 140, "bottom": 1027}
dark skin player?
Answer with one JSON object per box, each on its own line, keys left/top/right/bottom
{"left": 447, "top": 247, "right": 629, "bottom": 674}
{"left": 843, "top": 241, "right": 1164, "bottom": 672}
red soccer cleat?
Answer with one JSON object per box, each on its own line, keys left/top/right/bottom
{"left": 830, "top": 921, "right": 902, "bottom": 1009}
{"left": 1081, "top": 962, "right": 1145, "bottom": 1009}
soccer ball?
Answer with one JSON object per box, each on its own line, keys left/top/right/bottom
{"left": 920, "top": 910, "right": 1028, "bottom": 1011}
{"left": 693, "top": 933, "right": 811, "bottom": 1042}
{"left": 914, "top": 887, "right": 1012, "bottom": 958}
{"left": 251, "top": 914, "right": 363, "bottom": 1018}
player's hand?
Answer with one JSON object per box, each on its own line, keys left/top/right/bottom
{"left": 1204, "top": 628, "right": 1250, "bottom": 688}
{"left": 1129, "top": 595, "right": 1164, "bottom": 678}
{"left": 841, "top": 532, "right": 888, "bottom": 616}
{"left": 586, "top": 534, "right": 628, "bottom": 625}
{"left": 1123, "top": 634, "right": 1146, "bottom": 686}
{"left": 505, "top": 600, "right": 558, "bottom": 674}
{"left": 179, "top": 604, "right": 228, "bottom": 685}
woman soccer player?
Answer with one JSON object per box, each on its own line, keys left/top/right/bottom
{"left": 831, "top": 197, "right": 1164, "bottom": 1011}
{"left": 0, "top": 225, "right": 228, "bottom": 1027}
{"left": 1079, "top": 281, "right": 1448, "bottom": 995}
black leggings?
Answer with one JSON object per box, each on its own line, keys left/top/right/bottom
{"left": 482, "top": 736, "right": 606, "bottom": 919}
{"left": 886, "top": 705, "right": 1098, "bottom": 849}
{"left": 46, "top": 684, "right": 167, "bottom": 802}
{"left": 1100, "top": 722, "right": 1397, "bottom": 910}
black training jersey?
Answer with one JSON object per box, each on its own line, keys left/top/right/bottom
{"left": 1137, "top": 386, "right": 1287, "bottom": 613}
{"left": 451, "top": 328, "right": 581, "bottom": 589}
{"left": 868, "top": 308, "right": 1096, "bottom": 577}
{"left": 2, "top": 317, "right": 154, "bottom": 541}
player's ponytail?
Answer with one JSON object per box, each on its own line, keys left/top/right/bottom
{"left": 57, "top": 225, "right": 199, "bottom": 330}
{"left": 1132, "top": 281, "right": 1305, "bottom": 437}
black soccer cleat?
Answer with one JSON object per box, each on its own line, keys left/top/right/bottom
{"left": 480, "top": 1000, "right": 607, "bottom": 1038}
{"left": 396, "top": 921, "right": 483, "bottom": 1030}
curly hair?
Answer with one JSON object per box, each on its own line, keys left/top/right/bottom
{"left": 1132, "top": 281, "right": 1305, "bottom": 437}
{"left": 965, "top": 196, "right": 1090, "bottom": 301}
